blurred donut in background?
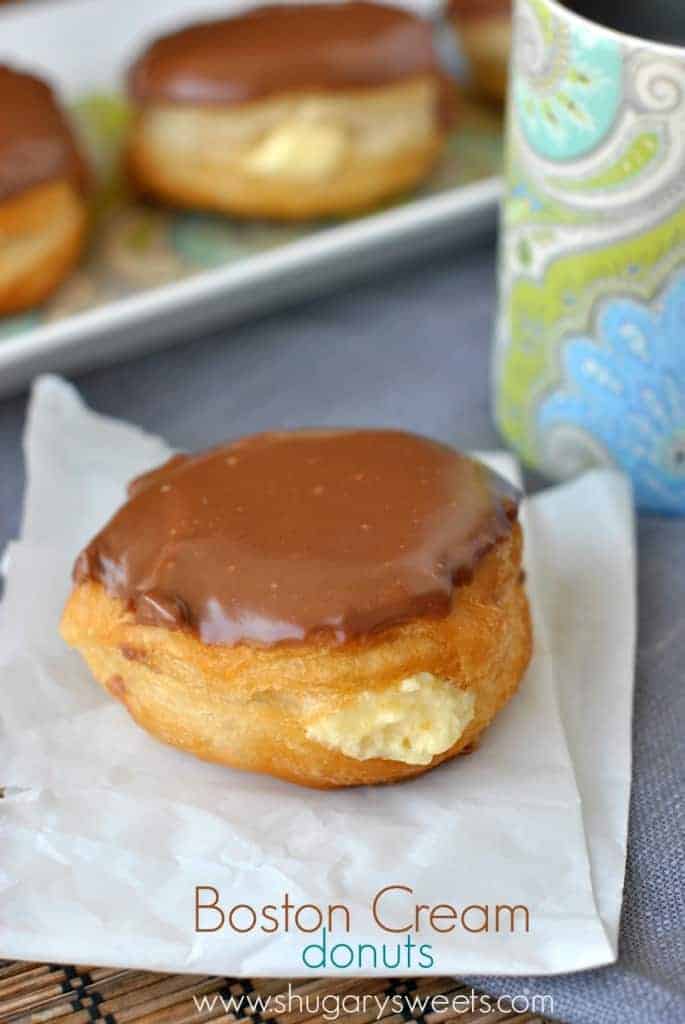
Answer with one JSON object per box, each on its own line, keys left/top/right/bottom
{"left": 126, "top": 2, "right": 452, "bottom": 221}
{"left": 0, "top": 66, "right": 89, "bottom": 314}
{"left": 448, "top": 0, "right": 511, "bottom": 104}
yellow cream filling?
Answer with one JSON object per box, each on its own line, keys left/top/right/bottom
{"left": 244, "top": 120, "right": 348, "bottom": 181}
{"left": 306, "top": 673, "right": 475, "bottom": 766}
{"left": 143, "top": 77, "right": 438, "bottom": 180}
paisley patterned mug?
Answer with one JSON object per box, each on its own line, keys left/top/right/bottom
{"left": 494, "top": 0, "right": 685, "bottom": 513}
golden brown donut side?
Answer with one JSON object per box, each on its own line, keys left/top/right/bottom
{"left": 0, "top": 180, "right": 88, "bottom": 315}
{"left": 127, "top": 78, "right": 447, "bottom": 220}
{"left": 60, "top": 525, "right": 532, "bottom": 789}
{"left": 449, "top": 0, "right": 511, "bottom": 104}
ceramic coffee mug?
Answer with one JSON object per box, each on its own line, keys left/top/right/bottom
{"left": 494, "top": 0, "right": 685, "bottom": 513}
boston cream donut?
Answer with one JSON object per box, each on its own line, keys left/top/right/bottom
{"left": 448, "top": 0, "right": 511, "bottom": 103}
{"left": 61, "top": 429, "right": 532, "bottom": 788}
{"left": 126, "top": 3, "right": 449, "bottom": 220}
{"left": 0, "top": 66, "right": 89, "bottom": 314}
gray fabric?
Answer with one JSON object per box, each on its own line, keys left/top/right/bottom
{"left": 0, "top": 243, "right": 683, "bottom": 1023}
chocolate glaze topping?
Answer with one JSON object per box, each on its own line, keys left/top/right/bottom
{"left": 74, "top": 429, "right": 519, "bottom": 647}
{"left": 129, "top": 2, "right": 442, "bottom": 106}
{"left": 447, "top": 0, "right": 510, "bottom": 21}
{"left": 0, "top": 65, "right": 88, "bottom": 202}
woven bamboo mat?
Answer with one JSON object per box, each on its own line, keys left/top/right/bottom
{"left": 0, "top": 963, "right": 562, "bottom": 1024}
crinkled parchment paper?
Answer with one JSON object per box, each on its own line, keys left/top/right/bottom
{"left": 0, "top": 377, "right": 635, "bottom": 976}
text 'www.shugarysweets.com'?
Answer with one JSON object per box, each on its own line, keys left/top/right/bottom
{"left": 194, "top": 884, "right": 532, "bottom": 971}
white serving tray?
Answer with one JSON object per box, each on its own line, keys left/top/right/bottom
{"left": 0, "top": 0, "right": 502, "bottom": 396}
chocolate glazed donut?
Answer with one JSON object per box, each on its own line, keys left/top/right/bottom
{"left": 447, "top": 0, "right": 512, "bottom": 103}
{"left": 0, "top": 66, "right": 89, "bottom": 313}
{"left": 125, "top": 3, "right": 454, "bottom": 220}
{"left": 61, "top": 429, "right": 532, "bottom": 788}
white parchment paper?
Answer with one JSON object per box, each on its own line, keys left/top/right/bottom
{"left": 0, "top": 377, "right": 634, "bottom": 976}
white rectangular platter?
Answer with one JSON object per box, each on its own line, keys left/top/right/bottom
{"left": 0, "top": 0, "right": 502, "bottom": 397}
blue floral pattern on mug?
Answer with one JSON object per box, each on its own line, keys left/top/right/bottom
{"left": 514, "top": 3, "right": 623, "bottom": 161}
{"left": 538, "top": 273, "right": 685, "bottom": 514}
